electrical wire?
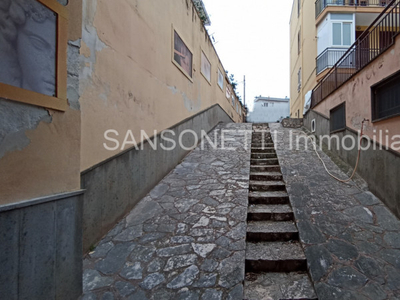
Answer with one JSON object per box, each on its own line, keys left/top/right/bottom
{"left": 304, "top": 119, "right": 367, "bottom": 183}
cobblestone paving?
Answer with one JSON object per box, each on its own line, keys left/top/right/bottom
{"left": 81, "top": 123, "right": 252, "bottom": 300}
{"left": 271, "top": 124, "right": 400, "bottom": 300}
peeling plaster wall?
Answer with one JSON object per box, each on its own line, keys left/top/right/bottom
{"left": 80, "top": 0, "right": 244, "bottom": 170}
{"left": 0, "top": 2, "right": 84, "bottom": 298}
{"left": 313, "top": 34, "right": 400, "bottom": 152}
{"left": 0, "top": 0, "right": 83, "bottom": 205}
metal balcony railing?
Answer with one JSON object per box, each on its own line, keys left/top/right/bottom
{"left": 311, "top": 0, "right": 400, "bottom": 108}
{"left": 316, "top": 48, "right": 349, "bottom": 74}
{"left": 316, "top": 0, "right": 390, "bottom": 18}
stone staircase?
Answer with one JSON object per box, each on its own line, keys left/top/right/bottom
{"left": 244, "top": 124, "right": 317, "bottom": 300}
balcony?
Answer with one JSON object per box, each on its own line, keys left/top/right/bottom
{"left": 316, "top": 0, "right": 389, "bottom": 18}
{"left": 316, "top": 48, "right": 349, "bottom": 74}
{"left": 311, "top": 0, "right": 400, "bottom": 108}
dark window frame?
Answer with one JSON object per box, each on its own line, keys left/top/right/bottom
{"left": 330, "top": 102, "right": 346, "bottom": 133}
{"left": 298, "top": 28, "right": 301, "bottom": 54}
{"left": 298, "top": 0, "right": 301, "bottom": 17}
{"left": 371, "top": 70, "right": 400, "bottom": 123}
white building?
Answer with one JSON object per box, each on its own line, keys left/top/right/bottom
{"left": 247, "top": 96, "right": 290, "bottom": 123}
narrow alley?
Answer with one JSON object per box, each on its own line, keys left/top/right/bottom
{"left": 2, "top": 1, "right": 400, "bottom": 299}
{"left": 81, "top": 123, "right": 400, "bottom": 299}
{"left": 82, "top": 123, "right": 251, "bottom": 299}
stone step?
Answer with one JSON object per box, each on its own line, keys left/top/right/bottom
{"left": 252, "top": 128, "right": 270, "bottom": 131}
{"left": 250, "top": 165, "right": 281, "bottom": 173}
{"left": 250, "top": 158, "right": 279, "bottom": 166}
{"left": 251, "top": 140, "right": 274, "bottom": 143}
{"left": 246, "top": 221, "right": 299, "bottom": 242}
{"left": 244, "top": 272, "right": 317, "bottom": 300}
{"left": 251, "top": 142, "right": 273, "bottom": 147}
{"left": 251, "top": 136, "right": 272, "bottom": 140}
{"left": 252, "top": 132, "right": 271, "bottom": 136}
{"left": 252, "top": 138, "right": 273, "bottom": 143}
{"left": 251, "top": 153, "right": 277, "bottom": 159}
{"left": 249, "top": 180, "right": 286, "bottom": 192}
{"left": 245, "top": 241, "right": 307, "bottom": 273}
{"left": 252, "top": 138, "right": 272, "bottom": 142}
{"left": 250, "top": 172, "right": 283, "bottom": 181}
{"left": 251, "top": 147, "right": 276, "bottom": 153}
{"left": 248, "top": 191, "right": 289, "bottom": 205}
{"left": 248, "top": 204, "right": 294, "bottom": 221}
{"left": 251, "top": 145, "right": 275, "bottom": 150}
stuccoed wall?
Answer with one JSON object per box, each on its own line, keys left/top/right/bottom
{"left": 0, "top": 0, "right": 82, "bottom": 205}
{"left": 79, "top": 0, "right": 243, "bottom": 172}
{"left": 312, "top": 34, "right": 400, "bottom": 152}
{"left": 0, "top": 1, "right": 84, "bottom": 299}
{"left": 289, "top": 0, "right": 318, "bottom": 117}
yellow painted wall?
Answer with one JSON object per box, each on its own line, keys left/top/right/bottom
{"left": 0, "top": 1, "right": 82, "bottom": 205}
{"left": 289, "top": 0, "right": 301, "bottom": 117}
{"left": 80, "top": 0, "right": 244, "bottom": 171}
{"left": 290, "top": 0, "right": 317, "bottom": 118}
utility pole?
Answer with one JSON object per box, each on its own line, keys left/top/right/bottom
{"left": 243, "top": 75, "right": 246, "bottom": 107}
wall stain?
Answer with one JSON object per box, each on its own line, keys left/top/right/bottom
{"left": 352, "top": 77, "right": 359, "bottom": 96}
{"left": 0, "top": 100, "right": 52, "bottom": 159}
{"left": 80, "top": 0, "right": 108, "bottom": 94}
{"left": 167, "top": 84, "right": 201, "bottom": 113}
{"left": 167, "top": 85, "right": 178, "bottom": 95}
{"left": 182, "top": 92, "right": 201, "bottom": 112}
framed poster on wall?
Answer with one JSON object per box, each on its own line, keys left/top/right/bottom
{"left": 172, "top": 28, "right": 193, "bottom": 79}
{"left": 0, "top": 0, "right": 69, "bottom": 111}
{"left": 226, "top": 86, "right": 232, "bottom": 100}
{"left": 201, "top": 51, "right": 211, "bottom": 83}
{"left": 218, "top": 69, "right": 224, "bottom": 90}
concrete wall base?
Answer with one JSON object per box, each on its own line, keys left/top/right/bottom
{"left": 304, "top": 110, "right": 400, "bottom": 218}
{"left": 0, "top": 191, "right": 84, "bottom": 300}
{"left": 81, "top": 104, "right": 233, "bottom": 252}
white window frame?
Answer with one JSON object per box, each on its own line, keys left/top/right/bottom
{"left": 332, "top": 22, "right": 353, "bottom": 47}
{"left": 329, "top": 13, "right": 355, "bottom": 48}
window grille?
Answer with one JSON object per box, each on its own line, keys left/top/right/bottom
{"left": 330, "top": 102, "right": 346, "bottom": 132}
{"left": 372, "top": 71, "right": 400, "bottom": 121}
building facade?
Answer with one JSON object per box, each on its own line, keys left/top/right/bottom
{"left": 296, "top": 0, "right": 400, "bottom": 218}
{"left": 0, "top": 0, "right": 245, "bottom": 298}
{"left": 290, "top": 0, "right": 389, "bottom": 117}
{"left": 247, "top": 96, "right": 290, "bottom": 123}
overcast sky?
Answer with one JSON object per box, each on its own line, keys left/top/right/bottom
{"left": 201, "top": 0, "right": 293, "bottom": 111}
